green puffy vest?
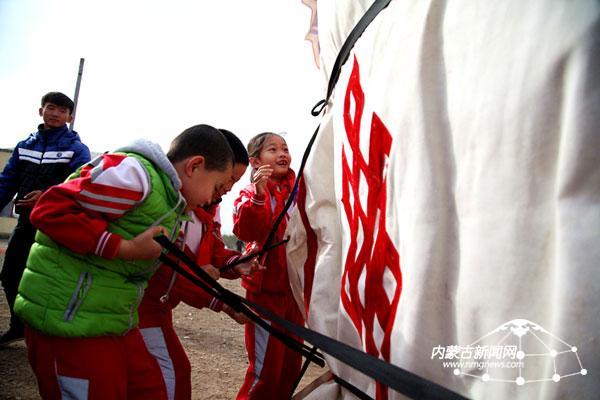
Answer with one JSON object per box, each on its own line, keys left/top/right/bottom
{"left": 14, "top": 152, "right": 187, "bottom": 337}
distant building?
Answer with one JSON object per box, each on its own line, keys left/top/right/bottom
{"left": 0, "top": 148, "right": 14, "bottom": 217}
{"left": 0, "top": 148, "right": 10, "bottom": 164}
{"left": 0, "top": 148, "right": 17, "bottom": 237}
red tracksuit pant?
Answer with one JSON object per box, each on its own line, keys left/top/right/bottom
{"left": 237, "top": 291, "right": 304, "bottom": 400}
{"left": 140, "top": 323, "right": 191, "bottom": 400}
{"left": 24, "top": 325, "right": 167, "bottom": 400}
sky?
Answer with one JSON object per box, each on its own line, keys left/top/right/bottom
{"left": 0, "top": 0, "right": 324, "bottom": 234}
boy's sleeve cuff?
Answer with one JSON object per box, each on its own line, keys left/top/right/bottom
{"left": 95, "top": 231, "right": 122, "bottom": 259}
{"left": 250, "top": 192, "right": 266, "bottom": 206}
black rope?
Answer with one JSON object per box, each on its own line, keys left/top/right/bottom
{"left": 311, "top": 99, "right": 327, "bottom": 117}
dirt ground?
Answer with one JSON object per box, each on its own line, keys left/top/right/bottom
{"left": 0, "top": 244, "right": 324, "bottom": 400}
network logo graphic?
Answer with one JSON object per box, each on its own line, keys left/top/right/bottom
{"left": 432, "top": 319, "right": 587, "bottom": 385}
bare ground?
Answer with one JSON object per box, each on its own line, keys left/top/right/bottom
{"left": 0, "top": 245, "right": 323, "bottom": 399}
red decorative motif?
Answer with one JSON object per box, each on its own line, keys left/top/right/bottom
{"left": 297, "top": 177, "right": 318, "bottom": 314}
{"left": 340, "top": 57, "right": 402, "bottom": 400}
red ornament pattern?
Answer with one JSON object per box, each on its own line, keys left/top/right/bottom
{"left": 340, "top": 56, "right": 403, "bottom": 400}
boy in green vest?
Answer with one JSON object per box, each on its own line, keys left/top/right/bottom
{"left": 14, "top": 124, "right": 234, "bottom": 400}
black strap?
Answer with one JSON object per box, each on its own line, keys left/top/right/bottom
{"left": 332, "top": 374, "right": 375, "bottom": 400}
{"left": 289, "top": 345, "right": 319, "bottom": 399}
{"left": 325, "top": 0, "right": 393, "bottom": 103}
{"left": 237, "top": 292, "right": 468, "bottom": 400}
{"left": 154, "top": 235, "right": 468, "bottom": 400}
{"left": 262, "top": 0, "right": 394, "bottom": 251}
{"left": 282, "top": 0, "right": 396, "bottom": 394}
{"left": 155, "top": 236, "right": 325, "bottom": 367}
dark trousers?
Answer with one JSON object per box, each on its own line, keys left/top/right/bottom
{"left": 0, "top": 216, "right": 36, "bottom": 332}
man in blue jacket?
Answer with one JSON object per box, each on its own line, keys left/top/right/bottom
{"left": 0, "top": 92, "right": 90, "bottom": 344}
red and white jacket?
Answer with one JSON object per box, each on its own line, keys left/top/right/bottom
{"left": 29, "top": 141, "right": 179, "bottom": 258}
{"left": 233, "top": 169, "right": 296, "bottom": 294}
{"left": 138, "top": 206, "right": 241, "bottom": 328}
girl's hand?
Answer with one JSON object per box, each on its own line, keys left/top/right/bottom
{"left": 234, "top": 242, "right": 265, "bottom": 276}
{"left": 117, "top": 226, "right": 168, "bottom": 260}
{"left": 252, "top": 164, "right": 273, "bottom": 196}
{"left": 234, "top": 258, "right": 265, "bottom": 276}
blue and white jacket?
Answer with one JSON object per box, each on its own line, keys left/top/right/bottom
{"left": 0, "top": 124, "right": 91, "bottom": 216}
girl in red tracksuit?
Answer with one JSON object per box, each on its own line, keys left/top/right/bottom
{"left": 233, "top": 132, "right": 304, "bottom": 400}
{"left": 138, "top": 129, "right": 251, "bottom": 400}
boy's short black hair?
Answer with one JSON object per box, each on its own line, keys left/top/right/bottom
{"left": 167, "top": 124, "right": 234, "bottom": 171}
{"left": 219, "top": 129, "right": 249, "bottom": 166}
{"left": 41, "top": 92, "right": 75, "bottom": 114}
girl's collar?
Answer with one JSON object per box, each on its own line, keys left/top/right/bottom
{"left": 266, "top": 169, "right": 296, "bottom": 192}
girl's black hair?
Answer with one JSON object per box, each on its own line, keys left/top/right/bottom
{"left": 247, "top": 132, "right": 284, "bottom": 159}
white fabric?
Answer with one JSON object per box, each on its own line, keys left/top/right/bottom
{"left": 287, "top": 1, "right": 600, "bottom": 399}
{"left": 140, "top": 327, "right": 176, "bottom": 400}
{"left": 18, "top": 148, "right": 75, "bottom": 164}
{"left": 118, "top": 138, "right": 182, "bottom": 191}
{"left": 92, "top": 156, "right": 150, "bottom": 200}
{"left": 57, "top": 375, "right": 89, "bottom": 400}
{"left": 250, "top": 322, "right": 271, "bottom": 393}
{"left": 183, "top": 212, "right": 204, "bottom": 255}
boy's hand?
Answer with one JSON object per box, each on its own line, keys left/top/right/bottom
{"left": 15, "top": 190, "right": 42, "bottom": 209}
{"left": 221, "top": 304, "right": 250, "bottom": 324}
{"left": 252, "top": 164, "right": 273, "bottom": 196}
{"left": 234, "top": 258, "right": 265, "bottom": 276}
{"left": 117, "top": 226, "right": 168, "bottom": 260}
{"left": 200, "top": 264, "right": 220, "bottom": 281}
{"left": 234, "top": 242, "right": 265, "bottom": 276}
